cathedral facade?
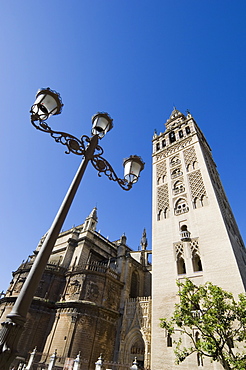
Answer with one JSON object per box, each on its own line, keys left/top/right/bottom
{"left": 0, "top": 208, "right": 151, "bottom": 369}
{"left": 1, "top": 109, "right": 246, "bottom": 370}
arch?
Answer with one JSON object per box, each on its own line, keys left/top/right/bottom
{"left": 193, "top": 161, "right": 198, "bottom": 169}
{"left": 122, "top": 328, "right": 145, "bottom": 368}
{"left": 169, "top": 131, "right": 176, "bottom": 143}
{"left": 201, "top": 194, "right": 208, "bottom": 206}
{"left": 170, "top": 155, "right": 180, "bottom": 166}
{"left": 174, "top": 198, "right": 189, "bottom": 215}
{"left": 192, "top": 252, "right": 202, "bottom": 272}
{"left": 171, "top": 168, "right": 182, "bottom": 179}
{"left": 130, "top": 271, "right": 139, "bottom": 298}
{"left": 177, "top": 253, "right": 186, "bottom": 275}
{"left": 163, "top": 207, "right": 169, "bottom": 219}
{"left": 157, "top": 177, "right": 161, "bottom": 185}
{"left": 173, "top": 180, "right": 184, "bottom": 194}
{"left": 186, "top": 164, "right": 191, "bottom": 172}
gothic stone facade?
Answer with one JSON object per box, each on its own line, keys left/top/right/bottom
{"left": 0, "top": 209, "right": 152, "bottom": 370}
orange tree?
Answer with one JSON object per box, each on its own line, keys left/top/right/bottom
{"left": 160, "top": 279, "right": 246, "bottom": 370}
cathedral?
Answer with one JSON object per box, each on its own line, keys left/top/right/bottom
{"left": 0, "top": 109, "right": 245, "bottom": 369}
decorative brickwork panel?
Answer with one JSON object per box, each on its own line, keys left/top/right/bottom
{"left": 183, "top": 146, "right": 197, "bottom": 167}
{"left": 155, "top": 137, "right": 193, "bottom": 161}
{"left": 188, "top": 170, "right": 206, "bottom": 201}
{"left": 190, "top": 239, "right": 200, "bottom": 256}
{"left": 203, "top": 150, "right": 243, "bottom": 242}
{"left": 157, "top": 184, "right": 169, "bottom": 211}
{"left": 156, "top": 160, "right": 167, "bottom": 180}
{"left": 174, "top": 243, "right": 184, "bottom": 260}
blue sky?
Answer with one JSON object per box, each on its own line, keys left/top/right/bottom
{"left": 1, "top": 1, "right": 246, "bottom": 291}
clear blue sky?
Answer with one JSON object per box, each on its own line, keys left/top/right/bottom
{"left": 1, "top": 1, "right": 246, "bottom": 292}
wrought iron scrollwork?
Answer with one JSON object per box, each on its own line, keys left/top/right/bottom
{"left": 30, "top": 116, "right": 88, "bottom": 155}
{"left": 91, "top": 155, "right": 132, "bottom": 191}
{"left": 30, "top": 112, "right": 132, "bottom": 190}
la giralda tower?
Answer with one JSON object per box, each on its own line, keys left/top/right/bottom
{"left": 151, "top": 109, "right": 246, "bottom": 369}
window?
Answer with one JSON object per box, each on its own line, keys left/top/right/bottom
{"left": 156, "top": 142, "right": 160, "bottom": 151}
{"left": 169, "top": 131, "right": 176, "bottom": 143}
{"left": 179, "top": 130, "right": 183, "bottom": 138}
{"left": 177, "top": 253, "right": 186, "bottom": 274}
{"left": 192, "top": 252, "right": 203, "bottom": 272}
{"left": 185, "top": 126, "right": 191, "bottom": 134}
{"left": 130, "top": 271, "right": 139, "bottom": 298}
{"left": 173, "top": 181, "right": 184, "bottom": 195}
{"left": 175, "top": 199, "right": 189, "bottom": 215}
{"left": 167, "top": 333, "right": 172, "bottom": 347}
{"left": 170, "top": 156, "right": 180, "bottom": 167}
{"left": 162, "top": 139, "right": 166, "bottom": 148}
{"left": 171, "top": 168, "right": 182, "bottom": 178}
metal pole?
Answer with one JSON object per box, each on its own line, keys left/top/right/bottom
{"left": 0, "top": 135, "right": 99, "bottom": 370}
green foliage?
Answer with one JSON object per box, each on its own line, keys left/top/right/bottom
{"left": 160, "top": 279, "right": 246, "bottom": 370}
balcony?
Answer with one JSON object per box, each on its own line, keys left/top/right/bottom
{"left": 170, "top": 159, "right": 181, "bottom": 167}
{"left": 175, "top": 206, "right": 189, "bottom": 215}
{"left": 173, "top": 186, "right": 185, "bottom": 195}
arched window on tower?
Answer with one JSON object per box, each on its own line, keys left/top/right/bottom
{"left": 194, "top": 195, "right": 208, "bottom": 209}
{"left": 173, "top": 180, "right": 184, "bottom": 195}
{"left": 171, "top": 168, "right": 182, "bottom": 179}
{"left": 170, "top": 156, "right": 180, "bottom": 167}
{"left": 193, "top": 161, "right": 198, "bottom": 170}
{"left": 177, "top": 253, "right": 186, "bottom": 275}
{"left": 169, "top": 131, "right": 176, "bottom": 143}
{"left": 175, "top": 198, "right": 189, "bottom": 215}
{"left": 167, "top": 332, "right": 172, "bottom": 347}
{"left": 192, "top": 251, "right": 203, "bottom": 272}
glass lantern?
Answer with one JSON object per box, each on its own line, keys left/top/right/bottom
{"left": 91, "top": 112, "right": 113, "bottom": 138}
{"left": 123, "top": 155, "right": 145, "bottom": 184}
{"left": 31, "top": 88, "right": 63, "bottom": 121}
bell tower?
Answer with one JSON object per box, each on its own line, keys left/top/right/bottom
{"left": 151, "top": 109, "right": 246, "bottom": 369}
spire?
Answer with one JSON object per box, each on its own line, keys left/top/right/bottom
{"left": 89, "top": 206, "right": 97, "bottom": 221}
{"left": 140, "top": 228, "right": 148, "bottom": 250}
{"left": 83, "top": 207, "right": 98, "bottom": 231}
{"left": 165, "top": 108, "right": 186, "bottom": 130}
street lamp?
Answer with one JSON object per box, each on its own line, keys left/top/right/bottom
{"left": 0, "top": 88, "right": 144, "bottom": 369}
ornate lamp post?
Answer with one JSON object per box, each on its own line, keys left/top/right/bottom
{"left": 0, "top": 88, "right": 144, "bottom": 369}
